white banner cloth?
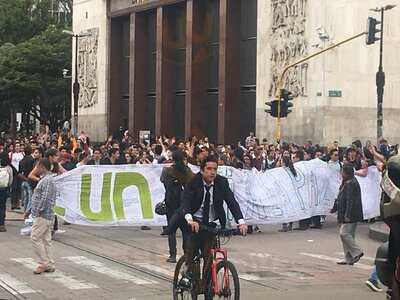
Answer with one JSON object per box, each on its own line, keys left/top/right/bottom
{"left": 53, "top": 159, "right": 381, "bottom": 226}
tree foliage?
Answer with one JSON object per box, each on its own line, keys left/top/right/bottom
{"left": 0, "top": 0, "right": 72, "bottom": 132}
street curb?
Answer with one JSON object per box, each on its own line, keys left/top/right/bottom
{"left": 369, "top": 222, "right": 389, "bottom": 242}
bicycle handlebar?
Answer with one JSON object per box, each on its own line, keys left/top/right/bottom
{"left": 198, "top": 224, "right": 240, "bottom": 236}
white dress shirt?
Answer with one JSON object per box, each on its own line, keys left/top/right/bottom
{"left": 185, "top": 180, "right": 245, "bottom": 225}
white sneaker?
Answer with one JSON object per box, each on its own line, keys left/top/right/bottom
{"left": 365, "top": 279, "right": 383, "bottom": 292}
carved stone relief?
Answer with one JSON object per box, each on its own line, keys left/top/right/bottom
{"left": 269, "top": 0, "right": 308, "bottom": 98}
{"left": 78, "top": 28, "right": 98, "bottom": 108}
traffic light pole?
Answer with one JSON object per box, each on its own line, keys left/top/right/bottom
{"left": 273, "top": 31, "right": 367, "bottom": 142}
{"left": 73, "top": 34, "right": 80, "bottom": 136}
{"left": 376, "top": 8, "right": 385, "bottom": 141}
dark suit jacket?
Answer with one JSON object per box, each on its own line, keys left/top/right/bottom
{"left": 183, "top": 172, "right": 244, "bottom": 228}
{"left": 87, "top": 159, "right": 101, "bottom": 165}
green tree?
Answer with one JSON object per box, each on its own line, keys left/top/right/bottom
{"left": 0, "top": 0, "right": 72, "bottom": 133}
{"left": 0, "top": 26, "right": 72, "bottom": 131}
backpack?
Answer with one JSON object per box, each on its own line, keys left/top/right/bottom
{"left": 165, "top": 179, "right": 184, "bottom": 210}
{"left": 0, "top": 167, "right": 10, "bottom": 188}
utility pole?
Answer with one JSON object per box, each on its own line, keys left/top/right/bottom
{"left": 62, "top": 30, "right": 91, "bottom": 135}
{"left": 73, "top": 34, "right": 80, "bottom": 135}
{"left": 369, "top": 5, "right": 396, "bottom": 141}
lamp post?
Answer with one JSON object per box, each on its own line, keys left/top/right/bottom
{"left": 62, "top": 30, "right": 91, "bottom": 135}
{"left": 62, "top": 69, "right": 72, "bottom": 122}
{"left": 369, "top": 5, "right": 396, "bottom": 141}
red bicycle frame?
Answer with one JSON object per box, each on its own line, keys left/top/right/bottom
{"left": 210, "top": 247, "right": 229, "bottom": 295}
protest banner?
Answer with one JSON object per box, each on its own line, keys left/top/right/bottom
{"left": 53, "top": 159, "right": 381, "bottom": 226}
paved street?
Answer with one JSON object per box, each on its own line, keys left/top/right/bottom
{"left": 0, "top": 213, "right": 385, "bottom": 300}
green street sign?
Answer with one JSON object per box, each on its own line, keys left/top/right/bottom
{"left": 328, "top": 90, "right": 342, "bottom": 97}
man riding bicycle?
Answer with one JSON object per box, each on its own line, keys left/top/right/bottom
{"left": 180, "top": 155, "right": 248, "bottom": 286}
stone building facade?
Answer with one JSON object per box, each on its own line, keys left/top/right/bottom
{"left": 256, "top": 0, "right": 400, "bottom": 145}
{"left": 73, "top": 0, "right": 400, "bottom": 145}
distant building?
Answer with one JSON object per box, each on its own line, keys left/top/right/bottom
{"left": 72, "top": 0, "right": 400, "bottom": 145}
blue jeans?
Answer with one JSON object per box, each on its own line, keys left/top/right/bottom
{"left": 0, "top": 189, "right": 9, "bottom": 226}
{"left": 21, "top": 181, "right": 33, "bottom": 212}
{"left": 369, "top": 266, "right": 379, "bottom": 282}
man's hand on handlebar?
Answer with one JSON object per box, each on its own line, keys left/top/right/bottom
{"left": 188, "top": 220, "right": 200, "bottom": 233}
{"left": 238, "top": 224, "right": 248, "bottom": 236}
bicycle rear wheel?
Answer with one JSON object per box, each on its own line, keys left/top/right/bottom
{"left": 206, "top": 260, "right": 240, "bottom": 300}
{"left": 173, "top": 256, "right": 198, "bottom": 300}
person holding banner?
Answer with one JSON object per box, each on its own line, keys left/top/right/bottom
{"left": 333, "top": 164, "right": 364, "bottom": 265}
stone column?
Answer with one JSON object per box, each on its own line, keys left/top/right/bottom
{"left": 218, "top": 0, "right": 241, "bottom": 144}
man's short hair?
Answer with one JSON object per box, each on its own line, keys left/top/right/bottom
{"left": 329, "top": 148, "right": 338, "bottom": 156}
{"left": 45, "top": 148, "right": 58, "bottom": 158}
{"left": 200, "top": 155, "right": 219, "bottom": 170}
{"left": 38, "top": 158, "right": 52, "bottom": 171}
{"left": 109, "top": 148, "right": 119, "bottom": 156}
{"left": 342, "top": 163, "right": 354, "bottom": 178}
{"left": 154, "top": 144, "right": 163, "bottom": 155}
{"left": 24, "top": 145, "right": 32, "bottom": 156}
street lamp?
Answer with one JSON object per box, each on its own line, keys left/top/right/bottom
{"left": 62, "top": 30, "right": 91, "bottom": 135}
{"left": 368, "top": 5, "right": 396, "bottom": 141}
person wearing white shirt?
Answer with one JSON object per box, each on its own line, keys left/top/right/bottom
{"left": 180, "top": 156, "right": 248, "bottom": 286}
{"left": 9, "top": 143, "right": 24, "bottom": 209}
{"left": 328, "top": 149, "right": 341, "bottom": 173}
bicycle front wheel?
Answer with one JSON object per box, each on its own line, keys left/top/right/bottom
{"left": 207, "top": 260, "right": 240, "bottom": 300}
{"left": 173, "top": 256, "right": 198, "bottom": 300}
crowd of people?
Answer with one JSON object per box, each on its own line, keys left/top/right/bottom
{"left": 0, "top": 127, "right": 397, "bottom": 229}
{"left": 0, "top": 127, "right": 399, "bottom": 297}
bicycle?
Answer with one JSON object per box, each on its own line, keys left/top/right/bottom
{"left": 173, "top": 225, "right": 241, "bottom": 300}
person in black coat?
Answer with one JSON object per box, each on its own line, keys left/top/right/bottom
{"left": 160, "top": 150, "right": 194, "bottom": 263}
{"left": 180, "top": 155, "right": 247, "bottom": 285}
{"left": 332, "top": 164, "right": 364, "bottom": 265}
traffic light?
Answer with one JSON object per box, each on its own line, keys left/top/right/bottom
{"left": 265, "top": 100, "right": 279, "bottom": 118}
{"left": 265, "top": 89, "right": 294, "bottom": 118}
{"left": 280, "top": 89, "right": 294, "bottom": 117}
{"left": 366, "top": 17, "right": 381, "bottom": 45}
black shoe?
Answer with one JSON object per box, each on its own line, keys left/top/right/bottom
{"left": 336, "top": 260, "right": 349, "bottom": 265}
{"left": 349, "top": 253, "right": 364, "bottom": 265}
{"left": 386, "top": 289, "right": 392, "bottom": 300}
{"left": 141, "top": 226, "right": 151, "bottom": 230}
{"left": 166, "top": 256, "right": 176, "bottom": 263}
{"left": 160, "top": 228, "right": 169, "bottom": 236}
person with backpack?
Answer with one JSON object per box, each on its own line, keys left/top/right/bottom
{"left": 0, "top": 151, "right": 14, "bottom": 232}
{"left": 160, "top": 150, "right": 194, "bottom": 263}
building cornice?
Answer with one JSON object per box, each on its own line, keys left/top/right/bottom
{"left": 109, "top": 0, "right": 186, "bottom": 18}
